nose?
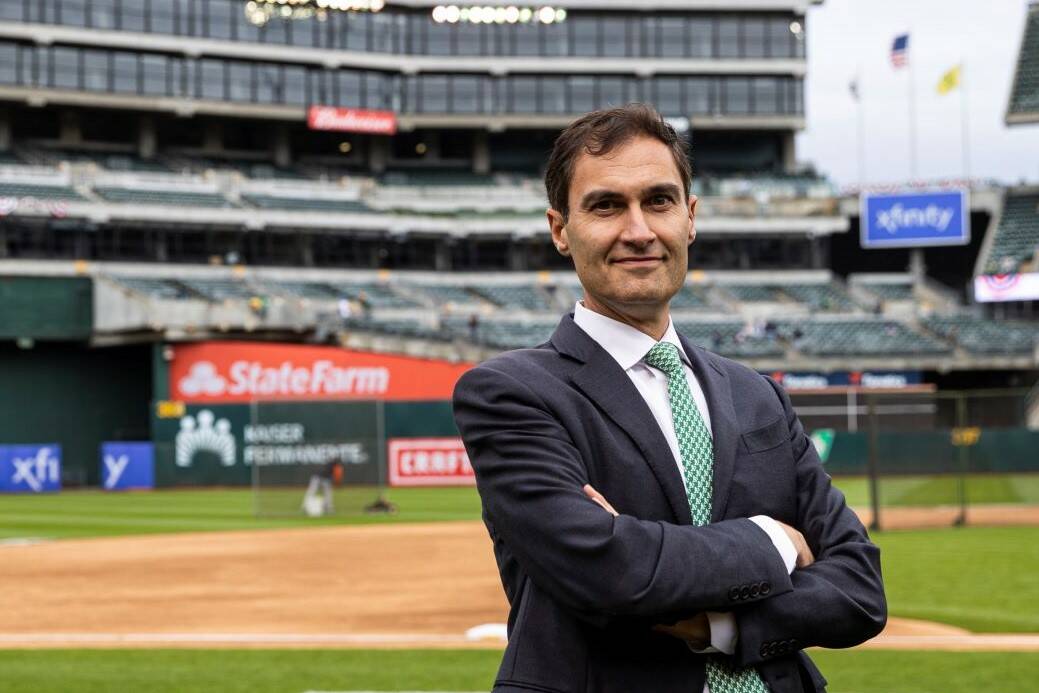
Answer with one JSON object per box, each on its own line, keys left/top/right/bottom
{"left": 619, "top": 203, "right": 656, "bottom": 246}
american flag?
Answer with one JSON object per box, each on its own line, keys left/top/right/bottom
{"left": 890, "top": 34, "right": 909, "bottom": 68}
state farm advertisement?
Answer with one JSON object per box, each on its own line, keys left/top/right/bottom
{"left": 307, "top": 106, "right": 397, "bottom": 134}
{"left": 169, "top": 342, "right": 473, "bottom": 403}
{"left": 387, "top": 437, "right": 475, "bottom": 487}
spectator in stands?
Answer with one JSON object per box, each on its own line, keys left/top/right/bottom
{"left": 467, "top": 313, "right": 480, "bottom": 342}
{"left": 337, "top": 298, "right": 353, "bottom": 324}
{"left": 357, "top": 290, "right": 372, "bottom": 319}
{"left": 248, "top": 295, "right": 267, "bottom": 319}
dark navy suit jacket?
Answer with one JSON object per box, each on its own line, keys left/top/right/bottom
{"left": 452, "top": 313, "right": 886, "bottom": 693}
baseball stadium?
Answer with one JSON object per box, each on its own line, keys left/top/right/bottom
{"left": 1, "top": 0, "right": 1038, "bottom": 691}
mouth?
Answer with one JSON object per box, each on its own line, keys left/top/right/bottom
{"left": 612, "top": 256, "right": 664, "bottom": 266}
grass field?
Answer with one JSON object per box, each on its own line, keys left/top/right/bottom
{"left": 0, "top": 649, "right": 1034, "bottom": 693}
{"left": 0, "top": 487, "right": 483, "bottom": 540}
{"left": 832, "top": 473, "right": 1039, "bottom": 508}
{"left": 3, "top": 474, "right": 1038, "bottom": 541}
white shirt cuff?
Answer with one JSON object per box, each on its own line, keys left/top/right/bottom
{"left": 684, "top": 612, "right": 737, "bottom": 655}
{"left": 749, "top": 515, "right": 798, "bottom": 575}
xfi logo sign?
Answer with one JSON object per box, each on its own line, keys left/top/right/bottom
{"left": 0, "top": 445, "right": 62, "bottom": 493}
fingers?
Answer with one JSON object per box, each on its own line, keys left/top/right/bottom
{"left": 583, "top": 484, "right": 619, "bottom": 517}
{"left": 775, "top": 521, "right": 815, "bottom": 568}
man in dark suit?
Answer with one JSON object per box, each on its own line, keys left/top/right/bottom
{"left": 452, "top": 104, "right": 885, "bottom": 693}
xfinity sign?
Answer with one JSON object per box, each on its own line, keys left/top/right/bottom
{"left": 0, "top": 444, "right": 62, "bottom": 493}
{"left": 860, "top": 189, "right": 969, "bottom": 249}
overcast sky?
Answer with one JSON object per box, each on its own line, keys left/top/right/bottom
{"left": 796, "top": 0, "right": 1039, "bottom": 189}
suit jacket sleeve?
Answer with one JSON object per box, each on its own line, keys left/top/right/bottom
{"left": 732, "top": 376, "right": 887, "bottom": 666}
{"left": 453, "top": 362, "right": 793, "bottom": 621}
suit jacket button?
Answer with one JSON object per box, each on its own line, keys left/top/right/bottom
{"left": 759, "top": 644, "right": 770, "bottom": 658}
{"left": 749, "top": 584, "right": 760, "bottom": 598}
{"left": 760, "top": 582, "right": 772, "bottom": 595}
{"left": 728, "top": 586, "right": 741, "bottom": 601}
{"left": 739, "top": 585, "right": 751, "bottom": 600}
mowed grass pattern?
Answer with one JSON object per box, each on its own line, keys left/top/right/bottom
{"left": 0, "top": 649, "right": 1035, "bottom": 693}
{"left": 830, "top": 473, "right": 1039, "bottom": 508}
{"left": 871, "top": 526, "right": 1039, "bottom": 633}
{"left": 0, "top": 487, "right": 484, "bottom": 540}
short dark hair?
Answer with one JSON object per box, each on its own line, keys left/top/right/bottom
{"left": 544, "top": 103, "right": 691, "bottom": 221}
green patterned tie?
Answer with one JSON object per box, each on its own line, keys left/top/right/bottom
{"left": 644, "top": 342, "right": 769, "bottom": 693}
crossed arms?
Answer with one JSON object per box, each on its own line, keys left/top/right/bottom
{"left": 452, "top": 363, "right": 886, "bottom": 666}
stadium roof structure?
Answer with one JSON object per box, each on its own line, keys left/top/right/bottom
{"left": 1007, "top": 0, "right": 1039, "bottom": 125}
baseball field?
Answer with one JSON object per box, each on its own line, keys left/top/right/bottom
{"left": 2, "top": 481, "right": 1037, "bottom": 692}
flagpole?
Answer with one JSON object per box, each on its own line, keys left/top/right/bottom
{"left": 856, "top": 68, "right": 866, "bottom": 187}
{"left": 960, "top": 60, "right": 972, "bottom": 183}
{"left": 907, "top": 33, "right": 918, "bottom": 181}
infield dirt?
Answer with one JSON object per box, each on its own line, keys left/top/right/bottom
{"left": 3, "top": 512, "right": 1038, "bottom": 650}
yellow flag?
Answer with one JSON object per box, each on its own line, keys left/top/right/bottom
{"left": 937, "top": 65, "right": 961, "bottom": 95}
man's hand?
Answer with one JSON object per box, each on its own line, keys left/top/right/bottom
{"left": 652, "top": 612, "right": 710, "bottom": 650}
{"left": 583, "top": 484, "right": 618, "bottom": 516}
{"left": 776, "top": 520, "right": 815, "bottom": 568}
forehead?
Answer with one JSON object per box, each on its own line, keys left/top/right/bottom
{"left": 569, "top": 136, "right": 683, "bottom": 200}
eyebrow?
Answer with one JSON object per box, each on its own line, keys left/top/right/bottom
{"left": 579, "top": 183, "right": 683, "bottom": 210}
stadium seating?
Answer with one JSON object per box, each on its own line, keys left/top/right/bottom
{"left": 983, "top": 193, "right": 1039, "bottom": 273}
{"left": 328, "top": 282, "right": 420, "bottom": 309}
{"left": 0, "top": 181, "right": 84, "bottom": 200}
{"left": 94, "top": 187, "right": 235, "bottom": 208}
{"left": 442, "top": 317, "right": 557, "bottom": 350}
{"left": 780, "top": 283, "right": 857, "bottom": 311}
{"left": 924, "top": 315, "right": 1039, "bottom": 355}
{"left": 471, "top": 284, "right": 556, "bottom": 311}
{"left": 404, "top": 284, "right": 484, "bottom": 307}
{"left": 860, "top": 282, "right": 915, "bottom": 301}
{"left": 180, "top": 278, "right": 259, "bottom": 302}
{"left": 780, "top": 320, "right": 952, "bottom": 357}
{"left": 109, "top": 276, "right": 192, "bottom": 300}
{"left": 668, "top": 285, "right": 713, "bottom": 310}
{"left": 1008, "top": 2, "right": 1039, "bottom": 118}
{"left": 721, "top": 284, "right": 788, "bottom": 303}
{"left": 675, "top": 321, "right": 785, "bottom": 358}
{"left": 241, "top": 195, "right": 370, "bottom": 213}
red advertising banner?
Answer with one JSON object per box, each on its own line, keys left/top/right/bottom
{"left": 168, "top": 341, "right": 473, "bottom": 403}
{"left": 307, "top": 106, "right": 397, "bottom": 134}
{"left": 387, "top": 437, "right": 475, "bottom": 487}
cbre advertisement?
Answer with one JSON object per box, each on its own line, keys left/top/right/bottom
{"left": 860, "top": 189, "right": 970, "bottom": 249}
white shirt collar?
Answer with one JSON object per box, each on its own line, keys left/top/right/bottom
{"left": 573, "top": 301, "right": 691, "bottom": 372}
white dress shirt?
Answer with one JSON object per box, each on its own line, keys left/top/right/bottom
{"left": 572, "top": 301, "right": 796, "bottom": 688}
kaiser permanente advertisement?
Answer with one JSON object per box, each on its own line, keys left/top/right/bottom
{"left": 154, "top": 342, "right": 476, "bottom": 487}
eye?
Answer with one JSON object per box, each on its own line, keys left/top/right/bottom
{"left": 592, "top": 199, "right": 616, "bottom": 211}
{"left": 650, "top": 194, "right": 674, "bottom": 206}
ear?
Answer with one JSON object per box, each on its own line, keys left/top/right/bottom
{"left": 547, "top": 208, "right": 570, "bottom": 256}
{"left": 687, "top": 194, "right": 698, "bottom": 246}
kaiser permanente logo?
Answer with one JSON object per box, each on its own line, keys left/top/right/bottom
{"left": 176, "top": 410, "right": 236, "bottom": 467}
{"left": 177, "top": 360, "right": 390, "bottom": 399}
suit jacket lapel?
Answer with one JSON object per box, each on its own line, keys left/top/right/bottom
{"left": 552, "top": 316, "right": 692, "bottom": 525}
{"left": 679, "top": 334, "right": 739, "bottom": 522}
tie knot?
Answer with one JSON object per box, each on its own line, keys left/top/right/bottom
{"left": 644, "top": 341, "right": 683, "bottom": 375}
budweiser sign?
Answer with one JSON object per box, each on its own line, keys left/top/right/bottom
{"left": 387, "top": 438, "right": 475, "bottom": 487}
{"left": 307, "top": 106, "right": 397, "bottom": 134}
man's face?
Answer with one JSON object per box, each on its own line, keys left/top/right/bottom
{"left": 548, "top": 135, "right": 696, "bottom": 319}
